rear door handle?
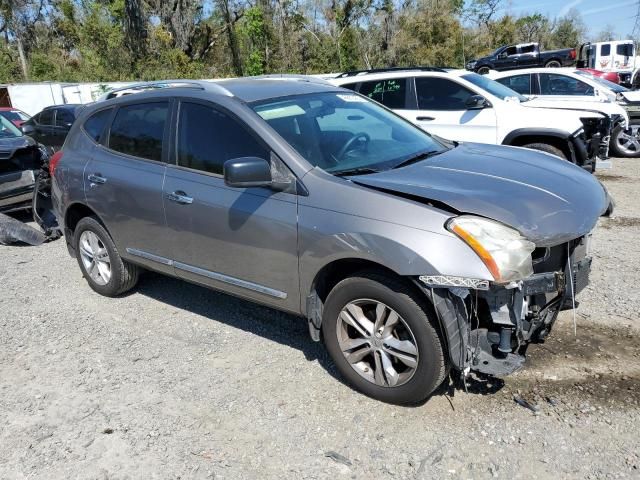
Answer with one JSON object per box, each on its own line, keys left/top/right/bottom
{"left": 88, "top": 174, "right": 107, "bottom": 185}
{"left": 416, "top": 116, "right": 435, "bottom": 121}
{"left": 166, "top": 191, "right": 193, "bottom": 205}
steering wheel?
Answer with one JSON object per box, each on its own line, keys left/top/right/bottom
{"left": 336, "top": 132, "right": 371, "bottom": 161}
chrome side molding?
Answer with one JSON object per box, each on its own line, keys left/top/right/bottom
{"left": 126, "top": 247, "right": 287, "bottom": 299}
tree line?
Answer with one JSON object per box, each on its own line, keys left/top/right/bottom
{"left": 0, "top": 0, "right": 620, "bottom": 83}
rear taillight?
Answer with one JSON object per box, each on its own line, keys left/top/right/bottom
{"left": 49, "top": 150, "right": 63, "bottom": 176}
{"left": 570, "top": 48, "right": 576, "bottom": 60}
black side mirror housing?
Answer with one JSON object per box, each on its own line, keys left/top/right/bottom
{"left": 497, "top": 53, "right": 507, "bottom": 59}
{"left": 465, "top": 95, "right": 490, "bottom": 110}
{"left": 224, "top": 157, "right": 273, "bottom": 188}
{"left": 21, "top": 124, "right": 35, "bottom": 135}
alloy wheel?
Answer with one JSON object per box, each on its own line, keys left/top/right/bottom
{"left": 616, "top": 124, "right": 640, "bottom": 156}
{"left": 79, "top": 230, "right": 112, "bottom": 286}
{"left": 336, "top": 299, "right": 419, "bottom": 387}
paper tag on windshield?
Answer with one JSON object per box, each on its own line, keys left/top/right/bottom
{"left": 337, "top": 94, "right": 367, "bottom": 102}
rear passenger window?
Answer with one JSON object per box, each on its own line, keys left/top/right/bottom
{"left": 83, "top": 108, "right": 112, "bottom": 142}
{"left": 415, "top": 78, "right": 474, "bottom": 110}
{"left": 358, "top": 79, "right": 407, "bottom": 109}
{"left": 496, "top": 74, "right": 531, "bottom": 95}
{"left": 108, "top": 102, "right": 168, "bottom": 161}
{"left": 177, "top": 102, "right": 268, "bottom": 175}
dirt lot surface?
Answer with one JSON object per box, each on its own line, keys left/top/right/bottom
{"left": 1, "top": 159, "right": 640, "bottom": 480}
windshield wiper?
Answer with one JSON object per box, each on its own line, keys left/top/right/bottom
{"left": 391, "top": 150, "right": 444, "bottom": 170}
{"left": 332, "top": 167, "right": 380, "bottom": 177}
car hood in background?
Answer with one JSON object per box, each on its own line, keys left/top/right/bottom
{"left": 524, "top": 98, "right": 628, "bottom": 124}
{"left": 620, "top": 91, "right": 640, "bottom": 103}
{"left": 350, "top": 143, "right": 608, "bottom": 246}
{"left": 0, "top": 135, "right": 36, "bottom": 160}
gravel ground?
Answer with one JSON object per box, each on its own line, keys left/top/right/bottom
{"left": 1, "top": 158, "right": 640, "bottom": 480}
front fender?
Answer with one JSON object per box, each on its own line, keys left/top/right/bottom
{"left": 298, "top": 206, "right": 493, "bottom": 307}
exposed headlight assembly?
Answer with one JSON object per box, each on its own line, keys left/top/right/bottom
{"left": 447, "top": 216, "right": 535, "bottom": 283}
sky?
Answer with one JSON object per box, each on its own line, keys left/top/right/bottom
{"left": 501, "top": 0, "right": 640, "bottom": 38}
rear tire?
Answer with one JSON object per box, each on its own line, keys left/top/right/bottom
{"left": 610, "top": 123, "right": 640, "bottom": 158}
{"left": 322, "top": 271, "right": 447, "bottom": 404}
{"left": 522, "top": 142, "right": 567, "bottom": 160}
{"left": 73, "top": 216, "right": 139, "bottom": 297}
{"left": 545, "top": 60, "right": 561, "bottom": 68}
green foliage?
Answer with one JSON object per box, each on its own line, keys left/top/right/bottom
{"left": 0, "top": 0, "right": 591, "bottom": 83}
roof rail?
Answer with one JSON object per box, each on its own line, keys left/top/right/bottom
{"left": 335, "top": 66, "right": 448, "bottom": 78}
{"left": 248, "top": 74, "right": 336, "bottom": 87}
{"left": 99, "top": 79, "right": 233, "bottom": 101}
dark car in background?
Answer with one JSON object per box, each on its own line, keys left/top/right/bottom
{"left": 467, "top": 42, "right": 576, "bottom": 74}
{"left": 0, "top": 107, "right": 31, "bottom": 127}
{"left": 0, "top": 116, "right": 46, "bottom": 213}
{"left": 21, "top": 104, "right": 82, "bottom": 152}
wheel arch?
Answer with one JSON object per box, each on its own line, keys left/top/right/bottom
{"left": 62, "top": 202, "right": 108, "bottom": 256}
{"left": 502, "top": 129, "right": 573, "bottom": 160}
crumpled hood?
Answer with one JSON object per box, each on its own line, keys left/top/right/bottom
{"left": 620, "top": 91, "right": 640, "bottom": 103}
{"left": 524, "top": 98, "right": 628, "bottom": 125}
{"left": 350, "top": 143, "right": 608, "bottom": 246}
{"left": 0, "top": 135, "right": 36, "bottom": 160}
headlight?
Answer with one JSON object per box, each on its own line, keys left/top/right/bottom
{"left": 447, "top": 216, "right": 535, "bottom": 283}
{"left": 466, "top": 61, "right": 477, "bottom": 69}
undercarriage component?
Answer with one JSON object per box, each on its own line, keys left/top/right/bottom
{"left": 470, "top": 329, "right": 525, "bottom": 377}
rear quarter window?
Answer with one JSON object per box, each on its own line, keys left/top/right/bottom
{"left": 83, "top": 108, "right": 113, "bottom": 143}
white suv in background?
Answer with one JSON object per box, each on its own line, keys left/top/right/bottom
{"left": 329, "top": 67, "right": 621, "bottom": 171}
{"left": 488, "top": 68, "right": 638, "bottom": 157}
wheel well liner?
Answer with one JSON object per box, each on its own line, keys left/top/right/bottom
{"left": 502, "top": 129, "right": 573, "bottom": 159}
{"left": 64, "top": 203, "right": 102, "bottom": 233}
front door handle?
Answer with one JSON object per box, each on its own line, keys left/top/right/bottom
{"left": 166, "top": 191, "right": 193, "bottom": 205}
{"left": 416, "top": 116, "right": 435, "bottom": 121}
{"left": 88, "top": 173, "right": 107, "bottom": 185}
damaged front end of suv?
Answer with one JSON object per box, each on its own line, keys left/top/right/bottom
{"left": 421, "top": 224, "right": 594, "bottom": 377}
{"left": 347, "top": 141, "right": 611, "bottom": 379}
{"left": 575, "top": 114, "right": 615, "bottom": 168}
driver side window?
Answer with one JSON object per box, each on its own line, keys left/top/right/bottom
{"left": 177, "top": 102, "right": 268, "bottom": 175}
{"left": 415, "top": 77, "right": 475, "bottom": 110}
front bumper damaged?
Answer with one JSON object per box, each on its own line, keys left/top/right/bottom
{"left": 418, "top": 235, "right": 592, "bottom": 378}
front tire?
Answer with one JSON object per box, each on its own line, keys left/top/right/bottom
{"left": 322, "top": 272, "right": 447, "bottom": 404}
{"left": 73, "top": 216, "right": 139, "bottom": 297}
{"left": 476, "top": 66, "right": 490, "bottom": 75}
{"left": 522, "top": 142, "right": 567, "bottom": 160}
{"left": 610, "top": 123, "right": 640, "bottom": 158}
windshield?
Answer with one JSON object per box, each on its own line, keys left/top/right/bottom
{"left": 0, "top": 110, "right": 29, "bottom": 122}
{"left": 0, "top": 116, "right": 22, "bottom": 138}
{"left": 461, "top": 73, "right": 529, "bottom": 102}
{"left": 251, "top": 92, "right": 447, "bottom": 175}
{"left": 574, "top": 70, "right": 628, "bottom": 92}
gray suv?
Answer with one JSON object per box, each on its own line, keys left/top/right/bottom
{"left": 51, "top": 78, "right": 610, "bottom": 404}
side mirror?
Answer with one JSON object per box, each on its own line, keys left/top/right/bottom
{"left": 21, "top": 124, "right": 35, "bottom": 135}
{"left": 497, "top": 53, "right": 508, "bottom": 59}
{"left": 224, "top": 157, "right": 272, "bottom": 188}
{"left": 465, "top": 95, "right": 490, "bottom": 110}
